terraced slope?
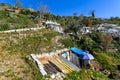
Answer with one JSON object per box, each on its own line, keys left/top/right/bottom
{"left": 0, "top": 28, "right": 62, "bottom": 80}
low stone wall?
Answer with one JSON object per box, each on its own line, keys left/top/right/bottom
{"left": 0, "top": 27, "right": 45, "bottom": 33}
{"left": 30, "top": 54, "right": 47, "bottom": 76}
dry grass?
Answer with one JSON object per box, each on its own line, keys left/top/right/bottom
{"left": 0, "top": 35, "right": 33, "bottom": 80}
{"left": 0, "top": 29, "right": 62, "bottom": 80}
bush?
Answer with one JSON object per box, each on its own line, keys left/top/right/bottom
{"left": 108, "top": 52, "right": 120, "bottom": 59}
{"left": 65, "top": 69, "right": 109, "bottom": 80}
{"left": 60, "top": 38, "right": 74, "bottom": 48}
{"left": 88, "top": 32, "right": 102, "bottom": 43}
{"left": 0, "top": 11, "right": 9, "bottom": 19}
{"left": 93, "top": 52, "right": 117, "bottom": 72}
{"left": 0, "top": 23, "right": 10, "bottom": 31}
{"left": 91, "top": 70, "right": 110, "bottom": 80}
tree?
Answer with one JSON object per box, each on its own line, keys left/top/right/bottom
{"left": 73, "top": 12, "right": 78, "bottom": 16}
{"left": 38, "top": 3, "right": 49, "bottom": 19}
{"left": 68, "top": 20, "right": 82, "bottom": 35}
{"left": 101, "top": 34, "right": 113, "bottom": 52}
{"left": 15, "top": 0, "right": 22, "bottom": 8}
{"left": 91, "top": 10, "right": 95, "bottom": 18}
{"left": 82, "top": 19, "right": 92, "bottom": 27}
{"left": 87, "top": 19, "right": 92, "bottom": 27}
{"left": 79, "top": 14, "right": 84, "bottom": 20}
{"left": 38, "top": 4, "right": 49, "bottom": 13}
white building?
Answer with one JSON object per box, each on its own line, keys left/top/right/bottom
{"left": 45, "top": 21, "right": 64, "bottom": 34}
{"left": 97, "top": 24, "right": 120, "bottom": 40}
{"left": 80, "top": 27, "right": 92, "bottom": 34}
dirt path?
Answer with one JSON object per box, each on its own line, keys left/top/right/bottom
{"left": 52, "top": 35, "right": 64, "bottom": 48}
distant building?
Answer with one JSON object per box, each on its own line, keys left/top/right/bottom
{"left": 97, "top": 23, "right": 120, "bottom": 40}
{"left": 80, "top": 27, "right": 92, "bottom": 34}
{"left": 45, "top": 21, "right": 64, "bottom": 34}
{"left": 97, "top": 23, "right": 117, "bottom": 32}
{"left": 101, "top": 23, "right": 117, "bottom": 27}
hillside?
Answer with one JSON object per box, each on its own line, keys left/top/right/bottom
{"left": 0, "top": 28, "right": 63, "bottom": 80}
{"left": 0, "top": 4, "right": 63, "bottom": 79}
{"left": 0, "top": 3, "right": 120, "bottom": 80}
{"left": 0, "top": 3, "right": 42, "bottom": 31}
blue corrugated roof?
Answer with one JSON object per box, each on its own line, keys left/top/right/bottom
{"left": 70, "top": 47, "right": 85, "bottom": 55}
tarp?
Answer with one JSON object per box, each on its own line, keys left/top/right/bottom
{"left": 70, "top": 47, "right": 94, "bottom": 60}
{"left": 70, "top": 47, "right": 85, "bottom": 55}
{"left": 81, "top": 53, "right": 94, "bottom": 60}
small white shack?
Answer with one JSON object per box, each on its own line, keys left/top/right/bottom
{"left": 45, "top": 21, "right": 64, "bottom": 34}
{"left": 80, "top": 27, "right": 92, "bottom": 34}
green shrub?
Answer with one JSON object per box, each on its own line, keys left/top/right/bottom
{"left": 43, "top": 32, "right": 58, "bottom": 41}
{"left": 0, "top": 23, "right": 10, "bottom": 31}
{"left": 60, "top": 38, "right": 74, "bottom": 48}
{"left": 108, "top": 52, "right": 120, "bottom": 59}
{"left": 94, "top": 52, "right": 117, "bottom": 72}
{"left": 91, "top": 70, "right": 110, "bottom": 80}
{"left": 0, "top": 11, "right": 9, "bottom": 19}
{"left": 65, "top": 69, "right": 109, "bottom": 80}
{"left": 88, "top": 32, "right": 102, "bottom": 43}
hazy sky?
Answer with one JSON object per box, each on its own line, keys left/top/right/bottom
{"left": 0, "top": 0, "right": 120, "bottom": 18}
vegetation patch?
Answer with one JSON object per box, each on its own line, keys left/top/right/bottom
{"left": 59, "top": 38, "right": 74, "bottom": 48}
{"left": 93, "top": 52, "right": 117, "bottom": 72}
{"left": 65, "top": 69, "right": 109, "bottom": 80}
